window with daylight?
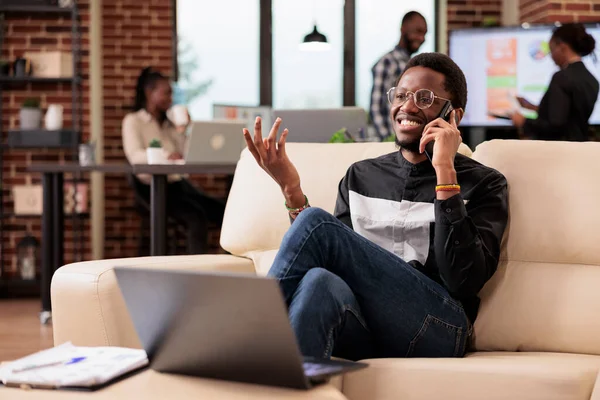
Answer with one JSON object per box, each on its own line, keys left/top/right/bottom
{"left": 176, "top": 1, "right": 260, "bottom": 120}
{"left": 355, "top": 0, "right": 436, "bottom": 110}
{"left": 272, "top": 0, "right": 344, "bottom": 109}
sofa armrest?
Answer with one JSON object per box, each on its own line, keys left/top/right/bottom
{"left": 51, "top": 254, "right": 255, "bottom": 348}
{"left": 590, "top": 369, "right": 600, "bottom": 400}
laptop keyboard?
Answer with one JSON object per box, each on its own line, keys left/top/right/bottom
{"left": 302, "top": 361, "right": 343, "bottom": 377}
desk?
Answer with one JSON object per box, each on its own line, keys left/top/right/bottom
{"left": 27, "top": 163, "right": 236, "bottom": 322}
{"left": 132, "top": 164, "right": 237, "bottom": 256}
{"left": 27, "top": 164, "right": 133, "bottom": 323}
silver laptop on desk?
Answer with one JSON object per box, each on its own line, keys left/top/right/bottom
{"left": 272, "top": 107, "right": 367, "bottom": 143}
{"left": 114, "top": 267, "right": 367, "bottom": 390}
{"left": 184, "top": 120, "right": 246, "bottom": 164}
{"left": 213, "top": 104, "right": 273, "bottom": 133}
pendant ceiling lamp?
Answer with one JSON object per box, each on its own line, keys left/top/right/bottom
{"left": 299, "top": 0, "right": 330, "bottom": 52}
{"left": 300, "top": 24, "right": 330, "bottom": 51}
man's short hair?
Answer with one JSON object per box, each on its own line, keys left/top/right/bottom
{"left": 401, "top": 11, "right": 425, "bottom": 26}
{"left": 396, "top": 53, "right": 468, "bottom": 110}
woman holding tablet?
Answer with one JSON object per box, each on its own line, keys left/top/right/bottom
{"left": 511, "top": 23, "right": 599, "bottom": 141}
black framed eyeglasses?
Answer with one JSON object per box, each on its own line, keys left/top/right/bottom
{"left": 387, "top": 87, "right": 452, "bottom": 110}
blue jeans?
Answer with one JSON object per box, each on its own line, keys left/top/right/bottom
{"left": 268, "top": 207, "right": 471, "bottom": 360}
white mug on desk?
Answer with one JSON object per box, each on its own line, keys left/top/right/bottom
{"left": 168, "top": 105, "right": 189, "bottom": 130}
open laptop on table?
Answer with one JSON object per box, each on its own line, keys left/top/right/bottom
{"left": 184, "top": 120, "right": 247, "bottom": 164}
{"left": 272, "top": 107, "right": 367, "bottom": 142}
{"left": 114, "top": 267, "right": 367, "bottom": 390}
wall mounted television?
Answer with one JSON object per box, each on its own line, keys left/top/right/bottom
{"left": 449, "top": 23, "right": 600, "bottom": 127}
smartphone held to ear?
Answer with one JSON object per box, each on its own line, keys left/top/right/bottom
{"left": 439, "top": 102, "right": 455, "bottom": 123}
{"left": 424, "top": 102, "right": 456, "bottom": 160}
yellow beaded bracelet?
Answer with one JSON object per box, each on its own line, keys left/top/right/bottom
{"left": 435, "top": 184, "right": 460, "bottom": 192}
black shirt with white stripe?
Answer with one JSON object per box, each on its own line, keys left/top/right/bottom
{"left": 334, "top": 151, "right": 508, "bottom": 322}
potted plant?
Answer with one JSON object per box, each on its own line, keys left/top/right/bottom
{"left": 329, "top": 128, "right": 354, "bottom": 143}
{"left": 146, "top": 139, "right": 166, "bottom": 164}
{"left": 20, "top": 98, "right": 42, "bottom": 130}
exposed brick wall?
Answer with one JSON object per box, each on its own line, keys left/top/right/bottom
{"left": 1, "top": 0, "right": 228, "bottom": 280}
{"left": 101, "top": 0, "right": 228, "bottom": 259}
{"left": 520, "top": 0, "right": 549, "bottom": 23}
{"left": 1, "top": 1, "right": 91, "bottom": 278}
{"left": 101, "top": 0, "right": 172, "bottom": 259}
{"left": 520, "top": 0, "right": 600, "bottom": 23}
{"left": 447, "top": 0, "right": 503, "bottom": 30}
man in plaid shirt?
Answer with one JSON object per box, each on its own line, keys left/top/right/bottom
{"left": 369, "top": 11, "right": 428, "bottom": 139}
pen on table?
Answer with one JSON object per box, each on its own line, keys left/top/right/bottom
{"left": 11, "top": 357, "right": 87, "bottom": 373}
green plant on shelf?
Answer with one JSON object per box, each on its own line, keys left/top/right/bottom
{"left": 22, "top": 98, "right": 41, "bottom": 109}
{"left": 148, "top": 139, "right": 162, "bottom": 148}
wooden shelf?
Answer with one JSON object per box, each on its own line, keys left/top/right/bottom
{"left": 2, "top": 212, "right": 90, "bottom": 219}
{"left": 7, "top": 129, "right": 79, "bottom": 149}
{"left": 0, "top": 0, "right": 84, "bottom": 304}
{"left": 0, "top": 5, "right": 73, "bottom": 14}
{"left": 0, "top": 76, "right": 77, "bottom": 84}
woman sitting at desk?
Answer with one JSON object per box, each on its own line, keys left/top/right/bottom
{"left": 511, "top": 23, "right": 599, "bottom": 141}
{"left": 121, "top": 67, "right": 225, "bottom": 254}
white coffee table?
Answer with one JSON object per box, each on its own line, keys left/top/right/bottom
{"left": 0, "top": 369, "right": 347, "bottom": 399}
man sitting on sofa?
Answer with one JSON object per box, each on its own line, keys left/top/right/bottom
{"left": 242, "top": 53, "right": 508, "bottom": 361}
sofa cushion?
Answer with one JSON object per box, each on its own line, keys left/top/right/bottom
{"left": 473, "top": 140, "right": 600, "bottom": 266}
{"left": 51, "top": 255, "right": 255, "bottom": 348}
{"left": 474, "top": 260, "right": 600, "bottom": 355}
{"left": 221, "top": 142, "right": 472, "bottom": 257}
{"left": 472, "top": 140, "right": 600, "bottom": 354}
{"left": 248, "top": 249, "right": 279, "bottom": 276}
{"left": 342, "top": 352, "right": 600, "bottom": 400}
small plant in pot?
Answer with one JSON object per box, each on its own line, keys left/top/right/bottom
{"left": 146, "top": 139, "right": 166, "bottom": 164}
{"left": 20, "top": 98, "right": 42, "bottom": 130}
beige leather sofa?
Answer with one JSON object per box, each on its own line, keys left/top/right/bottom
{"left": 51, "top": 140, "right": 600, "bottom": 400}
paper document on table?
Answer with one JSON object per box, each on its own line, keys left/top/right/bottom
{"left": 0, "top": 342, "right": 148, "bottom": 389}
